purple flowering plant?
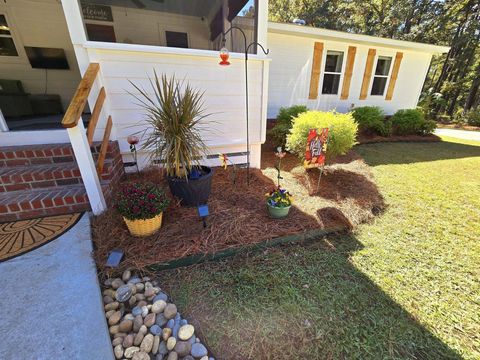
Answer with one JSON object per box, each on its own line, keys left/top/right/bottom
{"left": 265, "top": 187, "right": 293, "bottom": 208}
{"left": 116, "top": 182, "right": 169, "bottom": 220}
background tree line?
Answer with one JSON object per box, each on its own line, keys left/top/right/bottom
{"left": 268, "top": 0, "right": 480, "bottom": 124}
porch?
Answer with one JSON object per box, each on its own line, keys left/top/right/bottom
{"left": 0, "top": 0, "right": 269, "bottom": 220}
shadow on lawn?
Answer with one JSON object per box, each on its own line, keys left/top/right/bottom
{"left": 355, "top": 139, "right": 480, "bottom": 166}
{"left": 161, "top": 232, "right": 463, "bottom": 360}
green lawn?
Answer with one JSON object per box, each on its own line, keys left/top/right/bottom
{"left": 160, "top": 137, "right": 480, "bottom": 360}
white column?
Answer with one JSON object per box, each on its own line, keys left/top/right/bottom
{"left": 67, "top": 119, "right": 106, "bottom": 215}
{"left": 257, "top": 0, "right": 269, "bottom": 50}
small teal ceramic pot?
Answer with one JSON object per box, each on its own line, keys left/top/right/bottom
{"left": 267, "top": 203, "right": 291, "bottom": 219}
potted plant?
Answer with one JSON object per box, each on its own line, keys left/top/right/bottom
{"left": 266, "top": 187, "right": 293, "bottom": 219}
{"left": 265, "top": 147, "right": 293, "bottom": 218}
{"left": 130, "top": 72, "right": 213, "bottom": 206}
{"left": 116, "top": 182, "right": 170, "bottom": 237}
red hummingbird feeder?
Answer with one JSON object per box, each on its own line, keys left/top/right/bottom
{"left": 219, "top": 47, "right": 230, "bottom": 66}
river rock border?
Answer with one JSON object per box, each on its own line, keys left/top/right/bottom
{"left": 103, "top": 270, "right": 214, "bottom": 360}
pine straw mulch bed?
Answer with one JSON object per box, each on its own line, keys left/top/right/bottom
{"left": 92, "top": 145, "right": 385, "bottom": 275}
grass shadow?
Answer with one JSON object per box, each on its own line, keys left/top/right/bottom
{"left": 160, "top": 233, "right": 462, "bottom": 359}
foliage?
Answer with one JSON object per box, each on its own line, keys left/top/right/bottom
{"left": 351, "top": 106, "right": 391, "bottom": 136}
{"left": 265, "top": 187, "right": 292, "bottom": 208}
{"left": 116, "top": 182, "right": 169, "bottom": 220}
{"left": 419, "top": 119, "right": 437, "bottom": 135}
{"left": 161, "top": 138, "right": 480, "bottom": 360}
{"left": 129, "top": 72, "right": 210, "bottom": 178}
{"left": 286, "top": 110, "right": 357, "bottom": 160}
{"left": 277, "top": 105, "right": 309, "bottom": 124}
{"left": 268, "top": 105, "right": 308, "bottom": 147}
{"left": 463, "top": 108, "right": 480, "bottom": 126}
{"left": 391, "top": 109, "right": 431, "bottom": 135}
{"left": 418, "top": 88, "right": 447, "bottom": 120}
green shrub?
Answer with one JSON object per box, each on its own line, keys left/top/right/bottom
{"left": 351, "top": 106, "right": 391, "bottom": 136}
{"left": 419, "top": 119, "right": 437, "bottom": 135}
{"left": 392, "top": 109, "right": 429, "bottom": 135}
{"left": 286, "top": 110, "right": 358, "bottom": 160}
{"left": 464, "top": 109, "right": 480, "bottom": 126}
{"left": 278, "top": 105, "right": 309, "bottom": 124}
{"left": 268, "top": 105, "right": 308, "bottom": 146}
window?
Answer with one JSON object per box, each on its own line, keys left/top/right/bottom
{"left": 322, "top": 51, "right": 344, "bottom": 95}
{"left": 166, "top": 31, "right": 188, "bottom": 49}
{"left": 0, "top": 15, "right": 18, "bottom": 56}
{"left": 371, "top": 56, "right": 392, "bottom": 95}
{"left": 85, "top": 24, "right": 116, "bottom": 42}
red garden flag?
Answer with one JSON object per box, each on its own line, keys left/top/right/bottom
{"left": 304, "top": 128, "right": 329, "bottom": 168}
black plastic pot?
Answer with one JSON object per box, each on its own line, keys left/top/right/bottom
{"left": 167, "top": 166, "right": 213, "bottom": 206}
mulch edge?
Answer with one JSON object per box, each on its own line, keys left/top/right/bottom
{"left": 148, "top": 226, "right": 345, "bottom": 271}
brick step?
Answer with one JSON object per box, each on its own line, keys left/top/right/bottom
{"left": 0, "top": 160, "right": 119, "bottom": 192}
{"left": 0, "top": 183, "right": 111, "bottom": 222}
{"left": 0, "top": 141, "right": 121, "bottom": 167}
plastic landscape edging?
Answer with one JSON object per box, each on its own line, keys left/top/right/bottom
{"left": 148, "top": 226, "right": 345, "bottom": 272}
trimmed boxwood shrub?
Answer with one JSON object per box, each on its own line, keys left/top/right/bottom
{"left": 392, "top": 108, "right": 434, "bottom": 135}
{"left": 286, "top": 110, "right": 358, "bottom": 160}
{"left": 268, "top": 105, "right": 308, "bottom": 146}
{"left": 351, "top": 106, "right": 391, "bottom": 136}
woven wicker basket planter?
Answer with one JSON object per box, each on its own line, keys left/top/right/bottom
{"left": 123, "top": 213, "right": 163, "bottom": 237}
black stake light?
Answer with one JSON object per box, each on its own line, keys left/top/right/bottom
{"left": 219, "top": 26, "right": 269, "bottom": 185}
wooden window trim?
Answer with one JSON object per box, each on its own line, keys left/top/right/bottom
{"left": 385, "top": 52, "right": 403, "bottom": 100}
{"left": 340, "top": 46, "right": 356, "bottom": 100}
{"left": 308, "top": 42, "right": 324, "bottom": 100}
{"left": 359, "top": 48, "right": 376, "bottom": 100}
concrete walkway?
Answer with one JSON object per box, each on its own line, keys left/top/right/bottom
{"left": 435, "top": 128, "right": 480, "bottom": 141}
{"left": 0, "top": 213, "right": 114, "bottom": 360}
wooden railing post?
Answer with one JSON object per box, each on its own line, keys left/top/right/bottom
{"left": 67, "top": 118, "right": 106, "bottom": 215}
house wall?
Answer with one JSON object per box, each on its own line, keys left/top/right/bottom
{"left": 83, "top": 44, "right": 269, "bottom": 168}
{"left": 0, "top": 0, "right": 82, "bottom": 110}
{"left": 267, "top": 31, "right": 433, "bottom": 118}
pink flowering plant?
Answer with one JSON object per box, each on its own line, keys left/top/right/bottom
{"left": 116, "top": 182, "right": 169, "bottom": 220}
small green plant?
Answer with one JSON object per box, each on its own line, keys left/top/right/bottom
{"left": 464, "top": 109, "right": 480, "bottom": 126}
{"left": 392, "top": 109, "right": 432, "bottom": 135}
{"left": 268, "top": 105, "right": 308, "bottom": 146}
{"left": 116, "top": 182, "right": 169, "bottom": 220}
{"left": 286, "top": 110, "right": 358, "bottom": 160}
{"left": 351, "top": 106, "right": 391, "bottom": 136}
{"left": 129, "top": 72, "right": 210, "bottom": 178}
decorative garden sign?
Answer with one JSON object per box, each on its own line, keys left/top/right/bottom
{"left": 304, "top": 128, "right": 329, "bottom": 168}
{"left": 81, "top": 4, "right": 113, "bottom": 22}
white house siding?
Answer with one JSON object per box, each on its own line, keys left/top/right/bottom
{"left": 84, "top": 45, "right": 269, "bottom": 168}
{"left": 267, "top": 31, "right": 433, "bottom": 118}
{"left": 0, "top": 0, "right": 82, "bottom": 109}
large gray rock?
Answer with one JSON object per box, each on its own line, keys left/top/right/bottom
{"left": 174, "top": 341, "right": 192, "bottom": 357}
{"left": 114, "top": 344, "right": 123, "bottom": 359}
{"left": 164, "top": 304, "right": 177, "bottom": 320}
{"left": 132, "top": 351, "right": 150, "bottom": 360}
{"left": 124, "top": 346, "right": 140, "bottom": 359}
{"left": 167, "top": 352, "right": 178, "bottom": 360}
{"left": 140, "top": 334, "right": 154, "bottom": 353}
